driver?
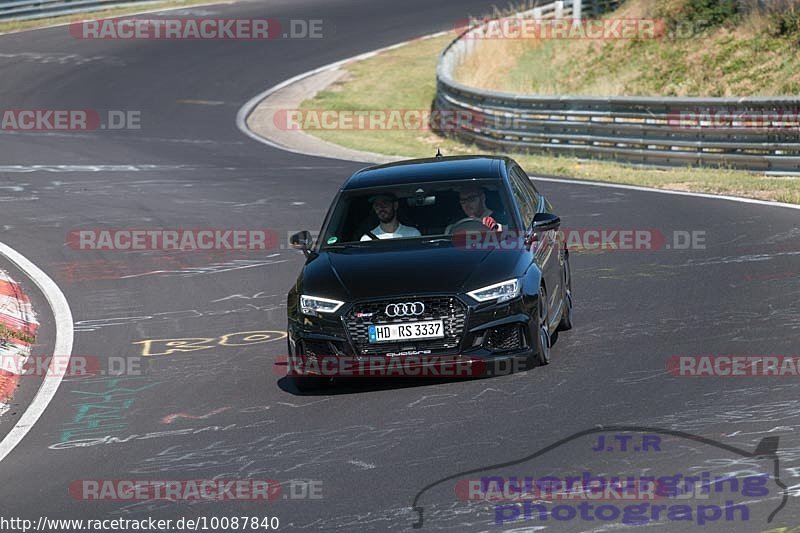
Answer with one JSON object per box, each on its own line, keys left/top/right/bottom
{"left": 360, "top": 192, "right": 421, "bottom": 240}
{"left": 447, "top": 185, "right": 503, "bottom": 232}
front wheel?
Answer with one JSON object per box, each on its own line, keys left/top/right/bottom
{"left": 558, "top": 252, "right": 573, "bottom": 331}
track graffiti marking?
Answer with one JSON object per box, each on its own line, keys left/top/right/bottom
{"left": 132, "top": 330, "right": 287, "bottom": 356}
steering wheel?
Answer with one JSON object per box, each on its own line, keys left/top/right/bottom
{"left": 446, "top": 217, "right": 489, "bottom": 235}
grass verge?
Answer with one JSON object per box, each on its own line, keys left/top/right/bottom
{"left": 300, "top": 35, "right": 800, "bottom": 205}
{"left": 0, "top": 0, "right": 228, "bottom": 35}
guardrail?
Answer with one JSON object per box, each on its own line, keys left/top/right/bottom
{"left": 435, "top": 0, "right": 800, "bottom": 172}
{"left": 0, "top": 0, "right": 159, "bottom": 21}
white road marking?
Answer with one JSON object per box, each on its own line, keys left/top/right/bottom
{"left": 176, "top": 99, "right": 226, "bottom": 106}
{"left": 0, "top": 165, "right": 198, "bottom": 173}
{"left": 235, "top": 30, "right": 450, "bottom": 160}
{"left": 0, "top": 52, "right": 125, "bottom": 67}
{"left": 531, "top": 176, "right": 800, "bottom": 211}
{"left": 347, "top": 459, "right": 376, "bottom": 470}
{"left": 119, "top": 258, "right": 287, "bottom": 278}
{"left": 0, "top": 242, "right": 73, "bottom": 464}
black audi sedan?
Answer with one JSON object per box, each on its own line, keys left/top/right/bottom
{"left": 286, "top": 155, "right": 572, "bottom": 390}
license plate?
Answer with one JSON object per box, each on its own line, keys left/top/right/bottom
{"left": 368, "top": 320, "right": 444, "bottom": 343}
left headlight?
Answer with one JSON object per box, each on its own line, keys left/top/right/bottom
{"left": 300, "top": 294, "right": 345, "bottom": 316}
{"left": 467, "top": 279, "right": 521, "bottom": 303}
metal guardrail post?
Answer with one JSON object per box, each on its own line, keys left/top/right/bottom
{"left": 573, "top": 0, "right": 582, "bottom": 20}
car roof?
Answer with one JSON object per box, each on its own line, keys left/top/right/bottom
{"left": 342, "top": 155, "right": 512, "bottom": 190}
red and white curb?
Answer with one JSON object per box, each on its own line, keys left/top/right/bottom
{"left": 0, "top": 242, "right": 72, "bottom": 464}
{"left": 0, "top": 270, "right": 38, "bottom": 415}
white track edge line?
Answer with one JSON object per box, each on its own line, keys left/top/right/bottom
{"left": 530, "top": 176, "right": 800, "bottom": 210}
{"left": 0, "top": 242, "right": 73, "bottom": 463}
{"left": 235, "top": 31, "right": 449, "bottom": 161}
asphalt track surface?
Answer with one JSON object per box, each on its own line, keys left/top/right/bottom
{"left": 0, "top": 0, "right": 799, "bottom": 531}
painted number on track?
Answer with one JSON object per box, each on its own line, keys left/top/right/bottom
{"left": 133, "top": 330, "right": 286, "bottom": 356}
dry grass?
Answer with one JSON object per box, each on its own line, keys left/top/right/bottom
{"left": 455, "top": 0, "right": 800, "bottom": 96}
{"left": 457, "top": 39, "right": 528, "bottom": 91}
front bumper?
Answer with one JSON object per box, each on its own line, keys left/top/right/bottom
{"left": 286, "top": 293, "right": 538, "bottom": 378}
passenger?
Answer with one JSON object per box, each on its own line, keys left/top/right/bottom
{"left": 360, "top": 192, "right": 421, "bottom": 240}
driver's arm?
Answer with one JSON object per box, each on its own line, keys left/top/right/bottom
{"left": 482, "top": 216, "right": 502, "bottom": 231}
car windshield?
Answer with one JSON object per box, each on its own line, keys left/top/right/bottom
{"left": 320, "top": 179, "right": 517, "bottom": 248}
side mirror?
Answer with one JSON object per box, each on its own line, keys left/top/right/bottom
{"left": 531, "top": 212, "right": 561, "bottom": 233}
{"left": 290, "top": 230, "right": 313, "bottom": 256}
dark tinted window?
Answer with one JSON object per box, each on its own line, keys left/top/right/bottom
{"left": 321, "top": 179, "right": 518, "bottom": 247}
{"left": 512, "top": 166, "right": 541, "bottom": 207}
{"left": 509, "top": 167, "right": 537, "bottom": 227}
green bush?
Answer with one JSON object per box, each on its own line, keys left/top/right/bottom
{"left": 769, "top": 8, "right": 800, "bottom": 40}
{"left": 684, "top": 0, "right": 740, "bottom": 26}
{"left": 658, "top": 0, "right": 741, "bottom": 34}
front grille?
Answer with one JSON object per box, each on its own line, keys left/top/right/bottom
{"left": 484, "top": 324, "right": 526, "bottom": 353}
{"left": 344, "top": 296, "right": 467, "bottom": 356}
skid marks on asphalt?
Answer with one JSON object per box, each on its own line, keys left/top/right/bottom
{"left": 74, "top": 293, "right": 285, "bottom": 333}
{"left": 54, "top": 253, "right": 288, "bottom": 284}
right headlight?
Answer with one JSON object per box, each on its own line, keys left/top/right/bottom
{"left": 300, "top": 294, "right": 345, "bottom": 316}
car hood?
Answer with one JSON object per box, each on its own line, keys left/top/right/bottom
{"left": 301, "top": 244, "right": 528, "bottom": 301}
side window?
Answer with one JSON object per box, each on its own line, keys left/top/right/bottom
{"left": 512, "top": 166, "right": 541, "bottom": 209}
{"left": 509, "top": 167, "right": 537, "bottom": 227}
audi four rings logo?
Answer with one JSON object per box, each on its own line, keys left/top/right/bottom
{"left": 385, "top": 302, "right": 425, "bottom": 317}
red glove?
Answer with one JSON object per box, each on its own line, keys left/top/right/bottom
{"left": 482, "top": 216, "right": 499, "bottom": 231}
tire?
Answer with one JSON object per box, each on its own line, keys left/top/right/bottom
{"left": 292, "top": 376, "right": 330, "bottom": 392}
{"left": 558, "top": 252, "right": 573, "bottom": 332}
{"left": 535, "top": 284, "right": 551, "bottom": 366}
